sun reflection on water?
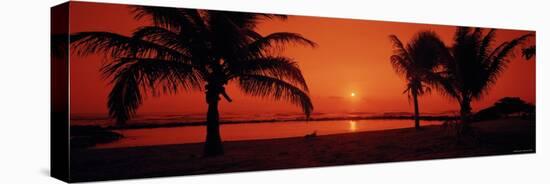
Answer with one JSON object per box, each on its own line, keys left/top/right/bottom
{"left": 349, "top": 120, "right": 357, "bottom": 132}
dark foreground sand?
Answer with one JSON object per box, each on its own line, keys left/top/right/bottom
{"left": 70, "top": 118, "right": 535, "bottom": 182}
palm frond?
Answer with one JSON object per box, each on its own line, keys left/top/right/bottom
{"left": 106, "top": 64, "right": 143, "bottom": 124}
{"left": 522, "top": 45, "right": 536, "bottom": 60}
{"left": 103, "top": 57, "right": 204, "bottom": 93}
{"left": 217, "top": 11, "right": 287, "bottom": 29}
{"left": 480, "top": 33, "right": 533, "bottom": 98}
{"left": 478, "top": 29, "right": 496, "bottom": 63}
{"left": 231, "top": 56, "right": 308, "bottom": 91}
{"left": 388, "top": 35, "right": 415, "bottom": 77}
{"left": 388, "top": 35, "right": 412, "bottom": 61}
{"left": 488, "top": 33, "right": 534, "bottom": 75}
{"left": 471, "top": 28, "right": 483, "bottom": 44}
{"left": 389, "top": 55, "right": 411, "bottom": 77}
{"left": 238, "top": 74, "right": 313, "bottom": 117}
{"left": 132, "top": 26, "right": 193, "bottom": 54}
{"left": 408, "top": 31, "right": 449, "bottom": 70}
{"left": 103, "top": 57, "right": 203, "bottom": 124}
{"left": 70, "top": 32, "right": 191, "bottom": 61}
{"left": 131, "top": 6, "right": 195, "bottom": 32}
{"left": 245, "top": 32, "right": 317, "bottom": 56}
{"left": 255, "top": 13, "right": 287, "bottom": 21}
{"left": 426, "top": 70, "right": 461, "bottom": 101}
{"left": 453, "top": 27, "right": 471, "bottom": 46}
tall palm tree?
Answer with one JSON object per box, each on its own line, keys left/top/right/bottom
{"left": 436, "top": 27, "right": 533, "bottom": 124}
{"left": 71, "top": 6, "right": 316, "bottom": 156}
{"left": 389, "top": 31, "right": 448, "bottom": 129}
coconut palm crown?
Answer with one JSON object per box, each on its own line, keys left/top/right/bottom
{"left": 436, "top": 27, "right": 533, "bottom": 122}
{"left": 389, "top": 31, "right": 449, "bottom": 129}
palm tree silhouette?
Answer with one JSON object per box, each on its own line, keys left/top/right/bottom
{"left": 436, "top": 27, "right": 532, "bottom": 125}
{"left": 71, "top": 6, "right": 316, "bottom": 156}
{"left": 389, "top": 31, "right": 448, "bottom": 129}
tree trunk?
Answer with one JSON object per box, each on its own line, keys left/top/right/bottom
{"left": 460, "top": 97, "right": 472, "bottom": 124}
{"left": 412, "top": 90, "right": 420, "bottom": 130}
{"left": 459, "top": 97, "right": 472, "bottom": 135}
{"left": 203, "top": 83, "right": 224, "bottom": 157}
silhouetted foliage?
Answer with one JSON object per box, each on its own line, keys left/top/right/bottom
{"left": 70, "top": 6, "right": 316, "bottom": 156}
{"left": 522, "top": 45, "right": 536, "bottom": 60}
{"left": 389, "top": 31, "right": 448, "bottom": 129}
{"left": 474, "top": 97, "right": 535, "bottom": 121}
{"left": 434, "top": 27, "right": 533, "bottom": 124}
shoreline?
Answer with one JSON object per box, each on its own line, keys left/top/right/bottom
{"left": 75, "top": 115, "right": 458, "bottom": 130}
{"left": 94, "top": 124, "right": 443, "bottom": 150}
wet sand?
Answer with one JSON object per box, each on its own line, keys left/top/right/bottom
{"left": 70, "top": 118, "right": 535, "bottom": 182}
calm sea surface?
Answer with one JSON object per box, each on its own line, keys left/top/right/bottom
{"left": 94, "top": 119, "right": 443, "bottom": 149}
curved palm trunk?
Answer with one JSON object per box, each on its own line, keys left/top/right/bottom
{"left": 412, "top": 90, "right": 420, "bottom": 130}
{"left": 204, "top": 83, "right": 224, "bottom": 157}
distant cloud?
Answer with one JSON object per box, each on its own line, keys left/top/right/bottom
{"left": 328, "top": 96, "right": 344, "bottom": 100}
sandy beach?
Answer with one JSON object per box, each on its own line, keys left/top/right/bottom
{"left": 69, "top": 118, "right": 534, "bottom": 182}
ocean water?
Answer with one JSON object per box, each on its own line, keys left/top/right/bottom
{"left": 94, "top": 119, "right": 443, "bottom": 149}
{"left": 71, "top": 111, "right": 452, "bottom": 127}
{"left": 70, "top": 112, "right": 452, "bottom": 149}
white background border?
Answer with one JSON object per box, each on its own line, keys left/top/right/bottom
{"left": 0, "top": 0, "right": 547, "bottom": 183}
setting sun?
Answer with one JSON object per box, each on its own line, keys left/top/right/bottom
{"left": 351, "top": 92, "right": 356, "bottom": 97}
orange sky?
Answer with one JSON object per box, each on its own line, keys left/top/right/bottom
{"left": 68, "top": 2, "right": 536, "bottom": 116}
